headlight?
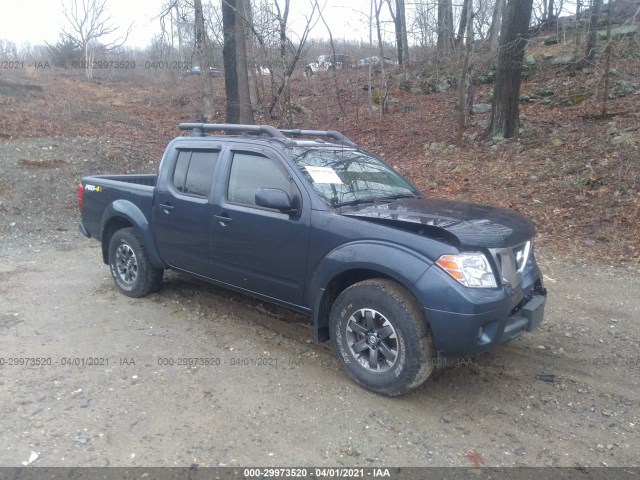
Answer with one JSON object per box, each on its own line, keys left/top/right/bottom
{"left": 435, "top": 252, "right": 497, "bottom": 288}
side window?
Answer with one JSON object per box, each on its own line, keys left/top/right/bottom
{"left": 172, "top": 149, "right": 219, "bottom": 198}
{"left": 227, "top": 152, "right": 292, "bottom": 207}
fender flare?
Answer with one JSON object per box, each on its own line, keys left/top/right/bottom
{"left": 100, "top": 200, "right": 166, "bottom": 269}
{"left": 307, "top": 241, "right": 433, "bottom": 341}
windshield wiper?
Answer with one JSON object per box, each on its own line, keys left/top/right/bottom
{"left": 333, "top": 193, "right": 420, "bottom": 208}
{"left": 374, "top": 193, "right": 420, "bottom": 201}
{"left": 333, "top": 197, "right": 379, "bottom": 208}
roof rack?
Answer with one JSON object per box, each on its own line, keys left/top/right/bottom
{"left": 179, "top": 123, "right": 286, "bottom": 139}
{"left": 178, "top": 123, "right": 356, "bottom": 146}
{"left": 279, "top": 129, "right": 356, "bottom": 146}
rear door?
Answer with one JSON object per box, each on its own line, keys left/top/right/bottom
{"left": 210, "top": 145, "right": 311, "bottom": 305}
{"left": 154, "top": 146, "right": 220, "bottom": 276}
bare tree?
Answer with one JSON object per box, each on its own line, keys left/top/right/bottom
{"left": 456, "top": 0, "right": 470, "bottom": 47}
{"left": 601, "top": 0, "right": 612, "bottom": 118}
{"left": 546, "top": 0, "right": 556, "bottom": 22}
{"left": 412, "top": 2, "right": 435, "bottom": 49}
{"left": 487, "top": 0, "right": 534, "bottom": 139}
{"left": 222, "top": 0, "right": 241, "bottom": 123}
{"left": 437, "top": 0, "right": 455, "bottom": 56}
{"left": 194, "top": 0, "right": 216, "bottom": 121}
{"left": 487, "top": 0, "right": 506, "bottom": 52}
{"left": 573, "top": 0, "right": 583, "bottom": 50}
{"left": 236, "top": 0, "right": 254, "bottom": 124}
{"left": 267, "top": 0, "right": 320, "bottom": 122}
{"left": 316, "top": 1, "right": 345, "bottom": 120}
{"left": 164, "top": 0, "right": 203, "bottom": 56}
{"left": 457, "top": 0, "right": 474, "bottom": 145}
{"left": 158, "top": 1, "right": 188, "bottom": 57}
{"left": 585, "top": 0, "right": 603, "bottom": 63}
{"left": 374, "top": 0, "right": 390, "bottom": 116}
{"left": 62, "top": 0, "right": 131, "bottom": 79}
{"left": 387, "top": 0, "right": 410, "bottom": 66}
{"left": 398, "top": 0, "right": 410, "bottom": 65}
{"left": 272, "top": 0, "right": 292, "bottom": 124}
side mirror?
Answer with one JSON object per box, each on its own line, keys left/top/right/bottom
{"left": 255, "top": 188, "right": 298, "bottom": 214}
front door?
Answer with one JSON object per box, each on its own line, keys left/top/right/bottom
{"left": 211, "top": 147, "right": 310, "bottom": 305}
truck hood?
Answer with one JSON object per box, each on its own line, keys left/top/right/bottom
{"left": 340, "top": 197, "right": 535, "bottom": 248}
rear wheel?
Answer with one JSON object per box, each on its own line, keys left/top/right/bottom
{"left": 108, "top": 228, "right": 163, "bottom": 298}
{"left": 305, "top": 66, "right": 314, "bottom": 77}
{"left": 330, "top": 279, "right": 434, "bottom": 396}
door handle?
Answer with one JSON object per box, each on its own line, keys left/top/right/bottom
{"left": 160, "top": 203, "right": 174, "bottom": 214}
{"left": 214, "top": 214, "right": 233, "bottom": 226}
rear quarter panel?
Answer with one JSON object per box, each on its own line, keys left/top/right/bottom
{"left": 80, "top": 175, "right": 159, "bottom": 265}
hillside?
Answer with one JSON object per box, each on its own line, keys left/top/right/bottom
{"left": 0, "top": 25, "right": 638, "bottom": 265}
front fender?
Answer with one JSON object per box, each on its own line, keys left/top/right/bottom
{"left": 100, "top": 200, "right": 165, "bottom": 268}
{"left": 307, "top": 241, "right": 433, "bottom": 341}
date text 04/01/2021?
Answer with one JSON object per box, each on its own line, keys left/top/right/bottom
{"left": 243, "top": 468, "right": 392, "bottom": 478}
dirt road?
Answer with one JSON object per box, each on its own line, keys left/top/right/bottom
{"left": 0, "top": 236, "right": 638, "bottom": 468}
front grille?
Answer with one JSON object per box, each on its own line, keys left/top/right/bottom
{"left": 489, "top": 241, "right": 531, "bottom": 288}
{"left": 513, "top": 241, "right": 531, "bottom": 272}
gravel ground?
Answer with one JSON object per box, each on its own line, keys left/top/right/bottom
{"left": 0, "top": 137, "right": 639, "bottom": 467}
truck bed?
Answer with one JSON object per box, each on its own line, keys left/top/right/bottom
{"left": 80, "top": 174, "right": 157, "bottom": 240}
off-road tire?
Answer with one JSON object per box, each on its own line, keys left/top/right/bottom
{"left": 330, "top": 279, "right": 434, "bottom": 396}
{"left": 108, "top": 227, "right": 163, "bottom": 298}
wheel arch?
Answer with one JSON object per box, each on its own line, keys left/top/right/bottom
{"left": 101, "top": 216, "right": 133, "bottom": 264}
{"left": 100, "top": 200, "right": 165, "bottom": 268}
{"left": 308, "top": 242, "right": 433, "bottom": 342}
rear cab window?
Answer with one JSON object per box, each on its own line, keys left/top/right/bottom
{"left": 172, "top": 149, "right": 219, "bottom": 198}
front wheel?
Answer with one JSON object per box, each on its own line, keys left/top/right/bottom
{"left": 330, "top": 279, "right": 434, "bottom": 396}
{"left": 108, "top": 227, "right": 163, "bottom": 298}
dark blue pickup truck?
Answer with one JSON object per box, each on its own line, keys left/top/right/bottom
{"left": 78, "top": 123, "right": 547, "bottom": 396}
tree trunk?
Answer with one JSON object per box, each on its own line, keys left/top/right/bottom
{"left": 194, "top": 0, "right": 215, "bottom": 121}
{"left": 318, "top": 5, "right": 345, "bottom": 118}
{"left": 375, "top": 0, "right": 389, "bottom": 116}
{"left": 487, "top": 0, "right": 534, "bottom": 139}
{"left": 236, "top": 0, "right": 254, "bottom": 124}
{"left": 368, "top": 0, "right": 374, "bottom": 113}
{"left": 390, "top": 0, "right": 403, "bottom": 66}
{"left": 243, "top": 0, "right": 259, "bottom": 107}
{"left": 456, "top": 0, "right": 469, "bottom": 48}
{"left": 487, "top": 0, "right": 505, "bottom": 53}
{"left": 437, "top": 0, "right": 455, "bottom": 56}
{"left": 457, "top": 0, "right": 474, "bottom": 145}
{"left": 222, "top": 0, "right": 240, "bottom": 123}
{"left": 573, "top": 0, "right": 582, "bottom": 56}
{"left": 601, "top": 1, "right": 612, "bottom": 117}
{"left": 277, "top": 0, "right": 292, "bottom": 125}
{"left": 174, "top": 4, "right": 183, "bottom": 56}
{"left": 547, "top": 0, "right": 556, "bottom": 21}
{"left": 399, "top": 0, "right": 409, "bottom": 65}
{"left": 391, "top": 0, "right": 409, "bottom": 66}
{"left": 585, "top": 0, "right": 602, "bottom": 62}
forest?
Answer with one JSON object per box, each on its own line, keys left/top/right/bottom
{"left": 0, "top": 0, "right": 639, "bottom": 263}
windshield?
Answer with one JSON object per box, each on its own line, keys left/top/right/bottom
{"left": 288, "top": 147, "right": 421, "bottom": 207}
